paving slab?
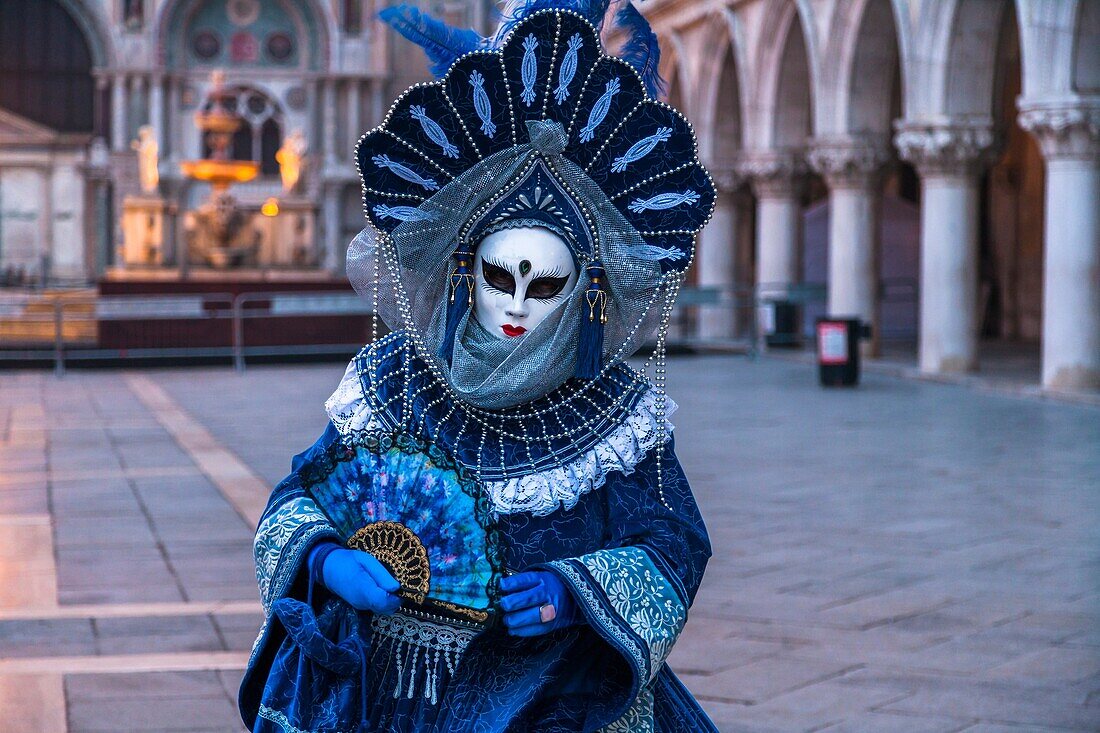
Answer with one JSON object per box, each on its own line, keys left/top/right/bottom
{"left": 2, "top": 355, "right": 1099, "bottom": 730}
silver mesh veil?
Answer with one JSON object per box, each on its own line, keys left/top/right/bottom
{"left": 348, "top": 8, "right": 716, "bottom": 416}
{"left": 347, "top": 138, "right": 674, "bottom": 410}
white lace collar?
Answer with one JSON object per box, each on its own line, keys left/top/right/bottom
{"left": 323, "top": 357, "right": 676, "bottom": 517}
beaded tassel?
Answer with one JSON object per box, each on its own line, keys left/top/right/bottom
{"left": 407, "top": 644, "right": 420, "bottom": 698}
{"left": 576, "top": 261, "right": 607, "bottom": 379}
{"left": 652, "top": 275, "right": 680, "bottom": 512}
{"left": 393, "top": 638, "right": 406, "bottom": 699}
{"left": 441, "top": 244, "right": 476, "bottom": 364}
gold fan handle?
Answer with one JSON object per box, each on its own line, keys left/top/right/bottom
{"left": 346, "top": 521, "right": 432, "bottom": 603}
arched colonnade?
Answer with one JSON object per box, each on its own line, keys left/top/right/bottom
{"left": 647, "top": 0, "right": 1099, "bottom": 391}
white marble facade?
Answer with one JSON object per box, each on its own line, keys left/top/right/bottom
{"left": 0, "top": 109, "right": 98, "bottom": 284}
{"left": 0, "top": 0, "right": 496, "bottom": 284}
{"left": 1, "top": 0, "right": 1097, "bottom": 391}
{"left": 638, "top": 0, "right": 1099, "bottom": 391}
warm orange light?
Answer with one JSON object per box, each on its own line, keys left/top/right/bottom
{"left": 261, "top": 198, "right": 280, "bottom": 217}
{"left": 180, "top": 159, "right": 260, "bottom": 185}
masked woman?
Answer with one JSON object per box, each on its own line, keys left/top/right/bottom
{"left": 238, "top": 3, "right": 718, "bottom": 731}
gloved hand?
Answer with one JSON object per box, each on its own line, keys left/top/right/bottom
{"left": 310, "top": 543, "right": 402, "bottom": 615}
{"left": 500, "top": 570, "right": 581, "bottom": 637}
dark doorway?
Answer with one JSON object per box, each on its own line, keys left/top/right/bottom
{"left": 0, "top": 0, "right": 95, "bottom": 133}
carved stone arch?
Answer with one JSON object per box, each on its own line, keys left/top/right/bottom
{"left": 657, "top": 31, "right": 692, "bottom": 115}
{"left": 0, "top": 0, "right": 114, "bottom": 134}
{"left": 909, "top": 0, "right": 1018, "bottom": 119}
{"left": 1007, "top": 0, "right": 1088, "bottom": 99}
{"left": 1071, "top": 0, "right": 1099, "bottom": 94}
{"left": 694, "top": 10, "right": 750, "bottom": 165}
{"left": 753, "top": 1, "right": 815, "bottom": 149}
{"left": 818, "top": 0, "right": 905, "bottom": 136}
{"left": 947, "top": 0, "right": 1015, "bottom": 118}
{"left": 53, "top": 0, "right": 115, "bottom": 69}
{"left": 155, "top": 0, "right": 334, "bottom": 71}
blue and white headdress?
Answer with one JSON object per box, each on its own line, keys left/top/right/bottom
{"left": 348, "top": 2, "right": 715, "bottom": 410}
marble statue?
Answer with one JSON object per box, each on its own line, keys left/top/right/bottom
{"left": 132, "top": 125, "right": 159, "bottom": 195}
{"left": 276, "top": 129, "right": 308, "bottom": 194}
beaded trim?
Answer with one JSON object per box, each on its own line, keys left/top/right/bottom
{"left": 482, "top": 386, "right": 676, "bottom": 516}
{"left": 325, "top": 353, "right": 677, "bottom": 517}
{"left": 350, "top": 9, "right": 713, "bottom": 512}
{"left": 370, "top": 610, "right": 480, "bottom": 705}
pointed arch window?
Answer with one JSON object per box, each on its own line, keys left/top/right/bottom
{"left": 201, "top": 86, "right": 283, "bottom": 175}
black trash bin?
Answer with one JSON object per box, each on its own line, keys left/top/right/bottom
{"left": 764, "top": 299, "right": 801, "bottom": 348}
{"left": 816, "top": 317, "right": 863, "bottom": 387}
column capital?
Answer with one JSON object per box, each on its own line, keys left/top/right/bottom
{"left": 807, "top": 136, "right": 890, "bottom": 188}
{"left": 894, "top": 120, "right": 995, "bottom": 177}
{"left": 738, "top": 150, "right": 806, "bottom": 198}
{"left": 709, "top": 166, "right": 742, "bottom": 195}
{"left": 1018, "top": 100, "right": 1100, "bottom": 162}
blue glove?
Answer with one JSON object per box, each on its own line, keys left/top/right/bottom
{"left": 500, "top": 570, "right": 581, "bottom": 637}
{"left": 309, "top": 543, "right": 402, "bottom": 615}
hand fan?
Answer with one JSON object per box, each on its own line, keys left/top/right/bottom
{"left": 300, "top": 432, "right": 501, "bottom": 627}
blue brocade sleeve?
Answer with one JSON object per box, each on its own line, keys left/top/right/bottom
{"left": 541, "top": 437, "right": 712, "bottom": 729}
{"left": 238, "top": 422, "right": 345, "bottom": 728}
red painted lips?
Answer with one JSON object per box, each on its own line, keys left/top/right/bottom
{"left": 501, "top": 324, "right": 527, "bottom": 338}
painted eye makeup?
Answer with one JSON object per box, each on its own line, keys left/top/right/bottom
{"left": 482, "top": 259, "right": 515, "bottom": 295}
{"left": 526, "top": 274, "right": 570, "bottom": 300}
{"left": 481, "top": 258, "right": 570, "bottom": 301}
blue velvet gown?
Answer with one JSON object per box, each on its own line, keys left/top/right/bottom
{"left": 238, "top": 332, "right": 717, "bottom": 732}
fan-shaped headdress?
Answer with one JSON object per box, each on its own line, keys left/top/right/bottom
{"left": 348, "top": 1, "right": 715, "bottom": 410}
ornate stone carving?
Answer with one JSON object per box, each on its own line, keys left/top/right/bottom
{"left": 806, "top": 137, "right": 890, "bottom": 188}
{"left": 737, "top": 150, "right": 806, "bottom": 197}
{"left": 893, "top": 121, "right": 995, "bottom": 177}
{"left": 1018, "top": 103, "right": 1100, "bottom": 161}
{"left": 710, "top": 166, "right": 742, "bottom": 194}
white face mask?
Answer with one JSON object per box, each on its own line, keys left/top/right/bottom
{"left": 473, "top": 227, "right": 579, "bottom": 340}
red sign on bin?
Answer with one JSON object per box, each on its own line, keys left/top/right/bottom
{"left": 818, "top": 322, "right": 849, "bottom": 365}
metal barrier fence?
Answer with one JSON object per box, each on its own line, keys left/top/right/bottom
{"left": 0, "top": 280, "right": 917, "bottom": 374}
{"left": 0, "top": 291, "right": 374, "bottom": 375}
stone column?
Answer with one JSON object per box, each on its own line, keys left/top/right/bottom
{"left": 696, "top": 169, "right": 741, "bottom": 339}
{"left": 740, "top": 151, "right": 804, "bottom": 300}
{"left": 166, "top": 75, "right": 180, "bottom": 160}
{"left": 93, "top": 73, "right": 110, "bottom": 140}
{"left": 1019, "top": 103, "right": 1100, "bottom": 391}
{"left": 369, "top": 79, "right": 385, "bottom": 127}
{"left": 111, "top": 73, "right": 128, "bottom": 151}
{"left": 149, "top": 73, "right": 165, "bottom": 149}
{"left": 39, "top": 167, "right": 54, "bottom": 286}
{"left": 808, "top": 137, "right": 889, "bottom": 355}
{"left": 322, "top": 185, "right": 341, "bottom": 273}
{"left": 129, "top": 74, "right": 144, "bottom": 137}
{"left": 895, "top": 121, "right": 993, "bottom": 375}
{"left": 347, "top": 80, "right": 362, "bottom": 160}
{"left": 322, "top": 79, "right": 338, "bottom": 168}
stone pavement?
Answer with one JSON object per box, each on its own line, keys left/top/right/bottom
{"left": 0, "top": 355, "right": 1097, "bottom": 732}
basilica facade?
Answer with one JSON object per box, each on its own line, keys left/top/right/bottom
{"left": 640, "top": 0, "right": 1098, "bottom": 390}
{"left": 0, "top": 0, "right": 493, "bottom": 284}
{"left": 0, "top": 0, "right": 1097, "bottom": 391}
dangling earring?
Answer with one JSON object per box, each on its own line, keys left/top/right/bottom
{"left": 576, "top": 261, "right": 606, "bottom": 379}
{"left": 441, "top": 244, "right": 476, "bottom": 364}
